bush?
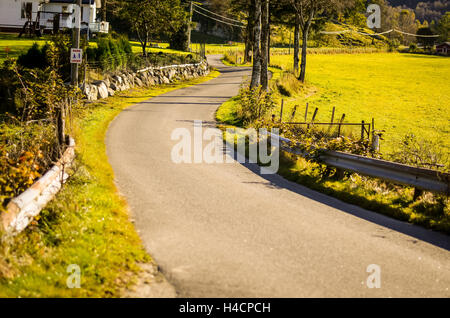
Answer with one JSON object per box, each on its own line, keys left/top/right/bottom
{"left": 0, "top": 43, "right": 81, "bottom": 210}
{"left": 0, "top": 122, "right": 60, "bottom": 210}
{"left": 17, "top": 43, "right": 48, "bottom": 69}
{"left": 388, "top": 39, "right": 401, "bottom": 52}
{"left": 90, "top": 36, "right": 134, "bottom": 72}
{"left": 0, "top": 145, "right": 42, "bottom": 211}
{"left": 409, "top": 43, "right": 418, "bottom": 52}
{"left": 169, "top": 24, "right": 189, "bottom": 51}
{"left": 236, "top": 86, "right": 275, "bottom": 126}
{"left": 17, "top": 34, "right": 72, "bottom": 81}
{"left": 275, "top": 72, "right": 303, "bottom": 97}
{"left": 389, "top": 133, "right": 449, "bottom": 172}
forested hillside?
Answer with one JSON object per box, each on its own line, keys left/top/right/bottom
{"left": 388, "top": 0, "right": 449, "bottom": 21}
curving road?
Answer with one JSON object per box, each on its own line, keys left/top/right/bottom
{"left": 106, "top": 55, "right": 449, "bottom": 297}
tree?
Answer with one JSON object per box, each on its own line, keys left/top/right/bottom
{"left": 120, "top": 0, "right": 186, "bottom": 56}
{"left": 289, "top": 0, "right": 354, "bottom": 82}
{"left": 437, "top": 11, "right": 450, "bottom": 42}
{"left": 260, "top": 0, "right": 270, "bottom": 91}
{"left": 398, "top": 9, "right": 418, "bottom": 45}
{"left": 229, "top": 0, "right": 253, "bottom": 63}
{"left": 250, "top": 0, "right": 262, "bottom": 88}
{"left": 102, "top": 0, "right": 107, "bottom": 21}
{"left": 417, "top": 27, "right": 437, "bottom": 49}
{"left": 290, "top": 0, "right": 325, "bottom": 82}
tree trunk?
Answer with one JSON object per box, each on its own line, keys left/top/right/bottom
{"left": 244, "top": 20, "right": 252, "bottom": 63}
{"left": 245, "top": 0, "right": 256, "bottom": 64}
{"left": 268, "top": 15, "right": 271, "bottom": 65}
{"left": 103, "top": 0, "right": 107, "bottom": 22}
{"left": 293, "top": 13, "right": 300, "bottom": 76}
{"left": 260, "top": 0, "right": 269, "bottom": 91}
{"left": 299, "top": 10, "right": 313, "bottom": 83}
{"left": 250, "top": 0, "right": 262, "bottom": 88}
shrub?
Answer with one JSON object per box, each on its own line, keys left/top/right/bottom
{"left": 236, "top": 86, "right": 275, "bottom": 126}
{"left": 16, "top": 34, "right": 72, "bottom": 81}
{"left": 275, "top": 72, "right": 303, "bottom": 97}
{"left": 0, "top": 145, "right": 42, "bottom": 211}
{"left": 0, "top": 122, "right": 59, "bottom": 211}
{"left": 17, "top": 43, "right": 47, "bottom": 69}
{"left": 409, "top": 43, "right": 418, "bottom": 52}
{"left": 389, "top": 133, "right": 449, "bottom": 172}
{"left": 0, "top": 43, "right": 81, "bottom": 209}
{"left": 169, "top": 23, "right": 189, "bottom": 51}
{"left": 388, "top": 39, "right": 401, "bottom": 52}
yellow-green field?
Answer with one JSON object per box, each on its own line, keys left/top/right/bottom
{"left": 269, "top": 53, "right": 450, "bottom": 154}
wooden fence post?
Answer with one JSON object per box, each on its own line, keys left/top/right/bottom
{"left": 361, "top": 120, "right": 365, "bottom": 140}
{"left": 304, "top": 102, "right": 309, "bottom": 121}
{"left": 57, "top": 102, "right": 66, "bottom": 153}
{"left": 328, "top": 106, "right": 335, "bottom": 134}
{"left": 279, "top": 99, "right": 284, "bottom": 123}
{"left": 290, "top": 105, "right": 298, "bottom": 121}
{"left": 311, "top": 107, "right": 318, "bottom": 122}
{"left": 371, "top": 118, "right": 375, "bottom": 143}
{"left": 338, "top": 114, "right": 345, "bottom": 136}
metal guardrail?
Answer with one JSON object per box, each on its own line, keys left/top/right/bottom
{"left": 277, "top": 135, "right": 450, "bottom": 194}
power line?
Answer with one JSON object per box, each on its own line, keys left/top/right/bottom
{"left": 394, "top": 29, "right": 440, "bottom": 38}
{"left": 320, "top": 28, "right": 440, "bottom": 38}
{"left": 193, "top": 8, "right": 245, "bottom": 28}
{"left": 193, "top": 3, "right": 244, "bottom": 25}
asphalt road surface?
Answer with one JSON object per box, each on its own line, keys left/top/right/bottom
{"left": 106, "top": 55, "right": 449, "bottom": 297}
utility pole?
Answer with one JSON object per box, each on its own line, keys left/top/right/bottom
{"left": 71, "top": 0, "right": 82, "bottom": 86}
{"left": 83, "top": 2, "right": 91, "bottom": 90}
{"left": 187, "top": 1, "right": 193, "bottom": 52}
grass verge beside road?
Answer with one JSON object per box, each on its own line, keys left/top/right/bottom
{"left": 216, "top": 77, "right": 450, "bottom": 235}
{"left": 0, "top": 70, "right": 220, "bottom": 297}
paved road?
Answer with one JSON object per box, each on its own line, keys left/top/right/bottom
{"left": 107, "top": 55, "right": 449, "bottom": 297}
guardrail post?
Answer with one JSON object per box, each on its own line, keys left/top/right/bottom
{"left": 335, "top": 168, "right": 345, "bottom": 180}
{"left": 413, "top": 187, "right": 423, "bottom": 201}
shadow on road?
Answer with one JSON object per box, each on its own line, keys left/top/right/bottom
{"left": 223, "top": 142, "right": 450, "bottom": 251}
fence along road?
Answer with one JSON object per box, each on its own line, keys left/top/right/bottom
{"left": 106, "top": 55, "right": 450, "bottom": 297}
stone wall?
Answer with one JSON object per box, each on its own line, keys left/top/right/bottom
{"left": 83, "top": 61, "right": 210, "bottom": 102}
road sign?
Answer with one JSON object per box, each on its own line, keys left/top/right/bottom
{"left": 70, "top": 48, "right": 83, "bottom": 64}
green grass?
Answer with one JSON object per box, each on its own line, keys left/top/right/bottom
{"left": 0, "top": 33, "right": 49, "bottom": 62}
{"left": 269, "top": 53, "right": 450, "bottom": 155}
{"left": 0, "top": 70, "right": 220, "bottom": 297}
{"left": 216, "top": 54, "right": 450, "bottom": 234}
{"left": 217, "top": 121, "right": 450, "bottom": 234}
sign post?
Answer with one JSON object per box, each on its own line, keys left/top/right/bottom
{"left": 71, "top": 0, "right": 82, "bottom": 86}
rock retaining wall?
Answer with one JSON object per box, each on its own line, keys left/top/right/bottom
{"left": 83, "top": 61, "right": 210, "bottom": 102}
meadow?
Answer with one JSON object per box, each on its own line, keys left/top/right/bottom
{"left": 269, "top": 53, "right": 450, "bottom": 155}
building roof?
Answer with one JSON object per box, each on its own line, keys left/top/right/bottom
{"left": 48, "top": 0, "right": 101, "bottom": 7}
{"left": 436, "top": 42, "right": 450, "bottom": 47}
